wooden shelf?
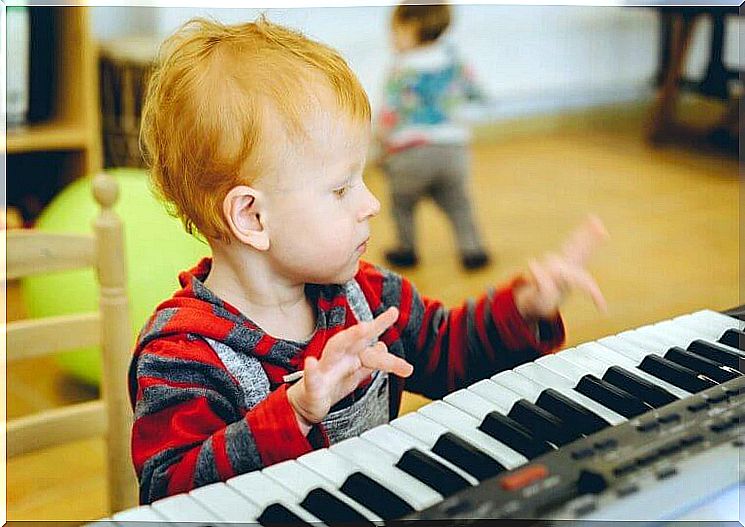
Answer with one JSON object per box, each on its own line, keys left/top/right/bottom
{"left": 7, "top": 7, "right": 101, "bottom": 221}
{"left": 7, "top": 121, "right": 91, "bottom": 153}
{"left": 7, "top": 7, "right": 100, "bottom": 168}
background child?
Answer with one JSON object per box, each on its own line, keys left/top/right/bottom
{"left": 376, "top": 3, "right": 492, "bottom": 270}
{"left": 131, "top": 15, "right": 607, "bottom": 504}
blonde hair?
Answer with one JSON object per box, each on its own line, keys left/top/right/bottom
{"left": 392, "top": 3, "right": 452, "bottom": 44}
{"left": 140, "top": 16, "right": 371, "bottom": 242}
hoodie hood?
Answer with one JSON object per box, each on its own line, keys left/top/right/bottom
{"left": 129, "top": 258, "right": 350, "bottom": 405}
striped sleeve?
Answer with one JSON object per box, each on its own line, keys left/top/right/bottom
{"left": 364, "top": 265, "right": 564, "bottom": 400}
{"left": 130, "top": 338, "right": 324, "bottom": 504}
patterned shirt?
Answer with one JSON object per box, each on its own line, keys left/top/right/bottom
{"left": 377, "top": 42, "right": 487, "bottom": 155}
{"left": 129, "top": 258, "right": 564, "bottom": 503}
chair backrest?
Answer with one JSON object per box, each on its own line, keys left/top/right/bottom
{"left": 6, "top": 173, "right": 139, "bottom": 513}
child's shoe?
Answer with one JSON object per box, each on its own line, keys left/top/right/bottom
{"left": 385, "top": 248, "right": 419, "bottom": 268}
{"left": 461, "top": 250, "right": 491, "bottom": 271}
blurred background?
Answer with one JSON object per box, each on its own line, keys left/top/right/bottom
{"left": 4, "top": 4, "right": 741, "bottom": 521}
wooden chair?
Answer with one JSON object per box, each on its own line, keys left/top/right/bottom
{"left": 6, "top": 173, "right": 139, "bottom": 513}
{"left": 649, "top": 7, "right": 741, "bottom": 149}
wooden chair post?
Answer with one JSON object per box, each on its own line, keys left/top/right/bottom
{"left": 92, "top": 173, "right": 139, "bottom": 511}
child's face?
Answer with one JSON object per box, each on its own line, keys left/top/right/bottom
{"left": 260, "top": 100, "right": 380, "bottom": 285}
{"left": 392, "top": 21, "right": 419, "bottom": 52}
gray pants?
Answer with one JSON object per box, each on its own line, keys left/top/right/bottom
{"left": 383, "top": 143, "right": 485, "bottom": 256}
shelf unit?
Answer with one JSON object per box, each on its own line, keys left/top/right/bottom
{"left": 7, "top": 7, "right": 101, "bottom": 220}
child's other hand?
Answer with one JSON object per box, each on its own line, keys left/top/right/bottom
{"left": 514, "top": 215, "right": 609, "bottom": 322}
{"left": 287, "top": 307, "right": 413, "bottom": 427}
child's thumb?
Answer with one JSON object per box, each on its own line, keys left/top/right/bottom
{"left": 303, "top": 356, "right": 320, "bottom": 388}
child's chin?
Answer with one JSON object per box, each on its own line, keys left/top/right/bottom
{"left": 313, "top": 261, "right": 358, "bottom": 285}
{"left": 336, "top": 260, "right": 360, "bottom": 284}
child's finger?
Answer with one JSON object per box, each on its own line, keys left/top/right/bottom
{"left": 560, "top": 214, "right": 609, "bottom": 268}
{"left": 302, "top": 356, "right": 321, "bottom": 392}
{"left": 528, "top": 258, "right": 560, "bottom": 301}
{"left": 360, "top": 341, "right": 414, "bottom": 377}
{"left": 326, "top": 307, "right": 399, "bottom": 362}
{"left": 560, "top": 263, "right": 608, "bottom": 312}
{"left": 366, "top": 306, "right": 399, "bottom": 341}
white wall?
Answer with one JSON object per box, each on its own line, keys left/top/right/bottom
{"left": 92, "top": 5, "right": 742, "bottom": 120}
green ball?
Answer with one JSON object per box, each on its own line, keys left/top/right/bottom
{"left": 24, "top": 168, "right": 209, "bottom": 385}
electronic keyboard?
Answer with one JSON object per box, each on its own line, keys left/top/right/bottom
{"left": 97, "top": 308, "right": 744, "bottom": 525}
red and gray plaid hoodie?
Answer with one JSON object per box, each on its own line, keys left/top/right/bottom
{"left": 129, "top": 258, "right": 564, "bottom": 504}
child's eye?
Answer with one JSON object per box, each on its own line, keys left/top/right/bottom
{"left": 333, "top": 184, "right": 350, "bottom": 198}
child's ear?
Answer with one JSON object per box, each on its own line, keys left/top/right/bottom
{"left": 223, "top": 185, "right": 270, "bottom": 251}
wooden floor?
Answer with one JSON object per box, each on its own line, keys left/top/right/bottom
{"left": 6, "top": 100, "right": 740, "bottom": 522}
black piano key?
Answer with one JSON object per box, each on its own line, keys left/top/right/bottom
{"left": 602, "top": 366, "right": 679, "bottom": 408}
{"left": 507, "top": 399, "right": 583, "bottom": 447}
{"left": 720, "top": 329, "right": 745, "bottom": 351}
{"left": 638, "top": 355, "right": 719, "bottom": 393}
{"left": 300, "top": 487, "right": 374, "bottom": 526}
{"left": 535, "top": 388, "right": 610, "bottom": 435}
{"left": 395, "top": 448, "right": 471, "bottom": 497}
{"left": 431, "top": 431, "right": 506, "bottom": 481}
{"left": 688, "top": 339, "right": 745, "bottom": 371}
{"left": 575, "top": 374, "right": 653, "bottom": 418}
{"left": 339, "top": 472, "right": 414, "bottom": 521}
{"left": 478, "top": 411, "right": 554, "bottom": 459}
{"left": 665, "top": 347, "right": 741, "bottom": 383}
{"left": 258, "top": 503, "right": 313, "bottom": 526}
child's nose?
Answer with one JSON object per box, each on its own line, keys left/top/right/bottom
{"left": 359, "top": 184, "right": 381, "bottom": 220}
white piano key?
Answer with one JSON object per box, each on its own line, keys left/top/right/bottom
{"left": 227, "top": 470, "right": 323, "bottom": 524}
{"left": 444, "top": 388, "right": 509, "bottom": 420}
{"left": 561, "top": 346, "right": 625, "bottom": 374}
{"left": 617, "top": 328, "right": 669, "bottom": 355}
{"left": 189, "top": 482, "right": 262, "bottom": 523}
{"left": 576, "top": 342, "right": 692, "bottom": 398}
{"left": 618, "top": 311, "right": 739, "bottom": 355}
{"left": 468, "top": 378, "right": 522, "bottom": 409}
{"left": 632, "top": 325, "right": 677, "bottom": 345}
{"left": 688, "top": 309, "right": 745, "bottom": 334}
{"left": 149, "top": 493, "right": 218, "bottom": 523}
{"left": 541, "top": 350, "right": 663, "bottom": 401}
{"left": 417, "top": 400, "right": 527, "bottom": 468}
{"left": 672, "top": 313, "right": 724, "bottom": 338}
{"left": 227, "top": 470, "right": 296, "bottom": 506}
{"left": 331, "top": 437, "right": 443, "bottom": 510}
{"left": 622, "top": 324, "right": 743, "bottom": 364}
{"left": 491, "top": 370, "right": 545, "bottom": 401}
{"left": 362, "top": 424, "right": 423, "bottom": 459}
{"left": 514, "top": 362, "right": 626, "bottom": 425}
{"left": 362, "top": 424, "right": 479, "bottom": 486}
{"left": 555, "top": 348, "right": 609, "bottom": 377}
{"left": 674, "top": 311, "right": 745, "bottom": 341}
{"left": 636, "top": 322, "right": 707, "bottom": 350}
{"left": 535, "top": 353, "right": 590, "bottom": 381}
{"left": 111, "top": 505, "right": 167, "bottom": 523}
{"left": 664, "top": 319, "right": 745, "bottom": 355}
{"left": 390, "top": 411, "right": 453, "bottom": 449}
{"left": 296, "top": 448, "right": 359, "bottom": 488}
{"left": 574, "top": 342, "right": 639, "bottom": 369}
{"left": 648, "top": 320, "right": 703, "bottom": 346}
{"left": 263, "top": 459, "right": 383, "bottom": 523}
{"left": 597, "top": 335, "right": 651, "bottom": 361}
{"left": 264, "top": 459, "right": 332, "bottom": 497}
{"left": 515, "top": 361, "right": 576, "bottom": 390}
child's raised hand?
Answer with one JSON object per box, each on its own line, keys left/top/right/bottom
{"left": 514, "top": 215, "right": 609, "bottom": 322}
{"left": 287, "top": 306, "right": 413, "bottom": 426}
